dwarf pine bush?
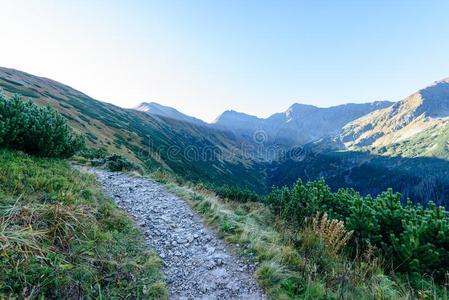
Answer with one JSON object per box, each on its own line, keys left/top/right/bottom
{"left": 0, "top": 94, "right": 83, "bottom": 158}
{"left": 265, "top": 179, "right": 449, "bottom": 284}
{"left": 211, "top": 184, "right": 261, "bottom": 203}
{"left": 305, "top": 212, "right": 353, "bottom": 255}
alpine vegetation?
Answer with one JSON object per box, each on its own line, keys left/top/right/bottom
{"left": 0, "top": 94, "right": 84, "bottom": 158}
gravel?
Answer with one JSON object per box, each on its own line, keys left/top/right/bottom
{"left": 90, "top": 168, "right": 266, "bottom": 300}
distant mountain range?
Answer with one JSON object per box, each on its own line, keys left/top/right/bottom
{"left": 136, "top": 99, "right": 393, "bottom": 147}
{"left": 2, "top": 66, "right": 449, "bottom": 206}
{"left": 212, "top": 101, "right": 392, "bottom": 146}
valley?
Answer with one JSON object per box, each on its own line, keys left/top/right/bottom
{"left": 3, "top": 2, "right": 449, "bottom": 299}
{"left": 2, "top": 66, "right": 449, "bottom": 299}
{"left": 2, "top": 66, "right": 449, "bottom": 206}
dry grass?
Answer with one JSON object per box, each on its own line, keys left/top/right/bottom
{"left": 305, "top": 212, "right": 353, "bottom": 255}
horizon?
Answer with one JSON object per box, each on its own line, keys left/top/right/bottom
{"left": 1, "top": 1, "right": 449, "bottom": 122}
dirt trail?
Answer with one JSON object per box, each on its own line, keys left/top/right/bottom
{"left": 90, "top": 169, "right": 265, "bottom": 300}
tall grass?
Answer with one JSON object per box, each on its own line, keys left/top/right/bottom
{"left": 0, "top": 149, "right": 167, "bottom": 299}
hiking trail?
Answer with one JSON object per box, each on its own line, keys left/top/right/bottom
{"left": 90, "top": 168, "right": 265, "bottom": 300}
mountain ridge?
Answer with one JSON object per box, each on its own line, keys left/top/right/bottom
{"left": 341, "top": 78, "right": 449, "bottom": 153}
{"left": 214, "top": 100, "right": 393, "bottom": 146}
{"left": 3, "top": 66, "right": 449, "bottom": 205}
{"left": 135, "top": 99, "right": 393, "bottom": 149}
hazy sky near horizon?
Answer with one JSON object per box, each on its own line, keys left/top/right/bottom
{"left": 1, "top": 0, "right": 449, "bottom": 122}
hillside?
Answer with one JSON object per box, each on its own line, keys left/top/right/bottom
{"left": 269, "top": 146, "right": 449, "bottom": 207}
{"left": 3, "top": 66, "right": 449, "bottom": 206}
{"left": 0, "top": 67, "right": 265, "bottom": 191}
{"left": 341, "top": 78, "right": 449, "bottom": 158}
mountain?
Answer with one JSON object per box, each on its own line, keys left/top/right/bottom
{"left": 0, "top": 67, "right": 265, "bottom": 191}
{"left": 135, "top": 102, "right": 207, "bottom": 126}
{"left": 213, "top": 110, "right": 263, "bottom": 132}
{"left": 341, "top": 79, "right": 449, "bottom": 158}
{"left": 136, "top": 101, "right": 394, "bottom": 148}
{"left": 214, "top": 101, "right": 393, "bottom": 146}
{"left": 265, "top": 78, "right": 449, "bottom": 207}
{"left": 3, "top": 66, "right": 449, "bottom": 206}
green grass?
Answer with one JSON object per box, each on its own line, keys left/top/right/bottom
{"left": 0, "top": 149, "right": 168, "bottom": 299}
{"left": 164, "top": 181, "right": 447, "bottom": 300}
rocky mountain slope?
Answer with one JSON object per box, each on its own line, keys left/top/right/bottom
{"left": 214, "top": 101, "right": 392, "bottom": 146}
{"left": 0, "top": 67, "right": 264, "bottom": 191}
{"left": 341, "top": 78, "right": 449, "bottom": 158}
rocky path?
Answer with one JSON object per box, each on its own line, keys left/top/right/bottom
{"left": 90, "top": 168, "right": 265, "bottom": 300}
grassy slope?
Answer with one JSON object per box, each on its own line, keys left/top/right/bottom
{"left": 370, "top": 122, "right": 449, "bottom": 160}
{"left": 0, "top": 67, "right": 265, "bottom": 192}
{"left": 0, "top": 149, "right": 167, "bottom": 299}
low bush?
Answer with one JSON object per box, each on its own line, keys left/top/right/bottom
{"left": 77, "top": 147, "right": 108, "bottom": 160}
{"left": 104, "top": 154, "right": 139, "bottom": 172}
{"left": 265, "top": 178, "right": 449, "bottom": 285}
{"left": 211, "top": 184, "right": 261, "bottom": 203}
{"left": 0, "top": 94, "right": 84, "bottom": 158}
{"left": 166, "top": 181, "right": 414, "bottom": 299}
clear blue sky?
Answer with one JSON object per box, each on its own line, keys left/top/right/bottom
{"left": 1, "top": 0, "right": 449, "bottom": 121}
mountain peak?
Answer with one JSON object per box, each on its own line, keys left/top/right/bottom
{"left": 212, "top": 109, "right": 262, "bottom": 128}
{"left": 135, "top": 101, "right": 163, "bottom": 111}
{"left": 135, "top": 102, "right": 206, "bottom": 125}
{"left": 288, "top": 103, "right": 317, "bottom": 109}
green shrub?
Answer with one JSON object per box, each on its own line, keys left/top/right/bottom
{"left": 78, "top": 147, "right": 108, "bottom": 160}
{"left": 0, "top": 94, "right": 84, "bottom": 158}
{"left": 265, "top": 179, "right": 449, "bottom": 284}
{"left": 77, "top": 147, "right": 143, "bottom": 173}
{"left": 105, "top": 154, "right": 137, "bottom": 172}
{"left": 211, "top": 184, "right": 261, "bottom": 203}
